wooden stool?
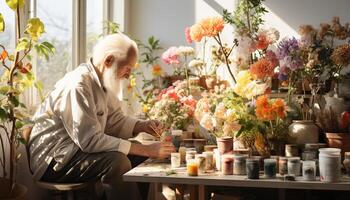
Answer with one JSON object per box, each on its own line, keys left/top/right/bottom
{"left": 35, "top": 180, "right": 101, "bottom": 200}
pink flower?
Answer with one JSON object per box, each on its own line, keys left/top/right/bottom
{"left": 162, "top": 47, "right": 180, "bottom": 65}
{"left": 185, "top": 27, "right": 192, "bottom": 44}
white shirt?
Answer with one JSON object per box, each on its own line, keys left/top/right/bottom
{"left": 29, "top": 61, "right": 138, "bottom": 180}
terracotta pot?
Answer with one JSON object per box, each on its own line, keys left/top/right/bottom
{"left": 289, "top": 120, "right": 319, "bottom": 145}
{"left": 216, "top": 136, "right": 233, "bottom": 155}
{"left": 326, "top": 132, "right": 350, "bottom": 158}
{"left": 0, "top": 178, "right": 27, "bottom": 200}
{"left": 199, "top": 76, "right": 218, "bottom": 90}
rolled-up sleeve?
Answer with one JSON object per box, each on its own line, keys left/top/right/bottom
{"left": 59, "top": 81, "right": 132, "bottom": 154}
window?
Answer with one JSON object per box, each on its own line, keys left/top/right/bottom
{"left": 35, "top": 0, "right": 73, "bottom": 94}
{"left": 0, "top": 0, "right": 16, "bottom": 65}
{"left": 86, "top": 0, "right": 104, "bottom": 60}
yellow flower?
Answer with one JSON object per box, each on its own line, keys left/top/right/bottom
{"left": 152, "top": 64, "right": 163, "bottom": 76}
{"left": 142, "top": 104, "right": 149, "bottom": 113}
{"left": 234, "top": 70, "right": 253, "bottom": 96}
{"left": 134, "top": 62, "right": 140, "bottom": 69}
{"left": 130, "top": 76, "right": 136, "bottom": 87}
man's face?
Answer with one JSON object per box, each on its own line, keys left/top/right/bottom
{"left": 117, "top": 64, "right": 133, "bottom": 79}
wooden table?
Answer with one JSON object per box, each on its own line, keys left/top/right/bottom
{"left": 123, "top": 159, "right": 350, "bottom": 200}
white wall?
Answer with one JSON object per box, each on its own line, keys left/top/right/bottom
{"left": 124, "top": 0, "right": 350, "bottom": 116}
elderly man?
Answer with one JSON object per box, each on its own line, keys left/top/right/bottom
{"left": 28, "top": 33, "right": 175, "bottom": 199}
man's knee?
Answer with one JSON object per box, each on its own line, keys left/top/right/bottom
{"left": 104, "top": 152, "right": 132, "bottom": 176}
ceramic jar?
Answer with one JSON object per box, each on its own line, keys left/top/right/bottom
{"left": 343, "top": 152, "right": 350, "bottom": 176}
{"left": 319, "top": 148, "right": 341, "bottom": 182}
{"left": 246, "top": 159, "right": 260, "bottom": 179}
{"left": 217, "top": 137, "right": 233, "bottom": 155}
{"left": 289, "top": 120, "right": 319, "bottom": 144}
{"left": 264, "top": 159, "right": 277, "bottom": 178}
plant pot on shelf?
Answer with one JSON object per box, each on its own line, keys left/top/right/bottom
{"left": 325, "top": 132, "right": 350, "bottom": 158}
{"left": 199, "top": 76, "right": 217, "bottom": 90}
{"left": 289, "top": 120, "right": 319, "bottom": 145}
{"left": 0, "top": 178, "right": 27, "bottom": 200}
{"left": 216, "top": 136, "right": 233, "bottom": 155}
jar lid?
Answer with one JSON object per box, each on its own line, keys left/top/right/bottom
{"left": 319, "top": 148, "right": 341, "bottom": 154}
{"left": 246, "top": 158, "right": 259, "bottom": 162}
{"left": 171, "top": 130, "right": 183, "bottom": 136}
{"left": 288, "top": 157, "right": 301, "bottom": 162}
{"left": 264, "top": 158, "right": 277, "bottom": 163}
{"left": 171, "top": 153, "right": 180, "bottom": 157}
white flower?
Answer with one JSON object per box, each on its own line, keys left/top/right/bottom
{"left": 244, "top": 81, "right": 268, "bottom": 99}
{"left": 214, "top": 102, "right": 226, "bottom": 119}
{"left": 265, "top": 27, "right": 280, "bottom": 43}
{"left": 177, "top": 46, "right": 195, "bottom": 56}
{"left": 189, "top": 59, "right": 204, "bottom": 68}
{"left": 200, "top": 113, "right": 217, "bottom": 131}
{"left": 223, "top": 121, "right": 242, "bottom": 135}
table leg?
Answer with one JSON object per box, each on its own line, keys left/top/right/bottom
{"left": 198, "top": 185, "right": 207, "bottom": 200}
{"left": 278, "top": 189, "right": 286, "bottom": 200}
{"left": 188, "top": 185, "right": 198, "bottom": 200}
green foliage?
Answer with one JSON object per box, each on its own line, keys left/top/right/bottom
{"left": 16, "top": 37, "right": 30, "bottom": 52}
{"left": 103, "top": 21, "right": 120, "bottom": 34}
{"left": 34, "top": 41, "right": 55, "bottom": 60}
{"left": 223, "top": 0, "right": 267, "bottom": 36}
{"left": 138, "top": 36, "right": 162, "bottom": 65}
{"left": 25, "top": 18, "right": 45, "bottom": 41}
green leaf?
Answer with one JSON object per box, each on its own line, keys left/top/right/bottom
{"left": 15, "top": 120, "right": 25, "bottom": 129}
{"left": 10, "top": 96, "right": 19, "bottom": 107}
{"left": 0, "top": 86, "right": 11, "bottom": 94}
{"left": 16, "top": 37, "right": 30, "bottom": 52}
{"left": 0, "top": 108, "right": 7, "bottom": 120}
{"left": 18, "top": 137, "right": 26, "bottom": 145}
{"left": 6, "top": 0, "right": 25, "bottom": 10}
{"left": 25, "top": 18, "right": 45, "bottom": 41}
{"left": 0, "top": 13, "right": 5, "bottom": 32}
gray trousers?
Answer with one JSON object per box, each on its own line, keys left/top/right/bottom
{"left": 41, "top": 150, "right": 148, "bottom": 200}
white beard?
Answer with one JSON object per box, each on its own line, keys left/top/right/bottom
{"left": 102, "top": 66, "right": 122, "bottom": 100}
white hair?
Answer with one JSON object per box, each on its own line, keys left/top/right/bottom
{"left": 92, "top": 33, "right": 138, "bottom": 66}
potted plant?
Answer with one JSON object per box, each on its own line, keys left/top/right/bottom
{"left": 318, "top": 110, "right": 350, "bottom": 156}
{"left": 0, "top": 1, "right": 54, "bottom": 198}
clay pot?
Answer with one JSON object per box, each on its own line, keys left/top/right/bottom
{"left": 326, "top": 132, "right": 350, "bottom": 158}
{"left": 216, "top": 136, "right": 233, "bottom": 155}
{"left": 343, "top": 152, "right": 350, "bottom": 176}
{"left": 289, "top": 120, "right": 319, "bottom": 145}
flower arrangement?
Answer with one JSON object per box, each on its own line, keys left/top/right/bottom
{"left": 188, "top": 16, "right": 238, "bottom": 83}
{"left": 149, "top": 80, "right": 200, "bottom": 130}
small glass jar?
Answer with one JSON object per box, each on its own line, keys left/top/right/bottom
{"left": 288, "top": 157, "right": 301, "bottom": 176}
{"left": 279, "top": 157, "right": 288, "bottom": 175}
{"left": 178, "top": 146, "right": 187, "bottom": 164}
{"left": 185, "top": 150, "right": 197, "bottom": 163}
{"left": 221, "top": 155, "right": 234, "bottom": 175}
{"left": 171, "top": 153, "right": 181, "bottom": 168}
{"left": 270, "top": 156, "right": 279, "bottom": 172}
{"left": 302, "top": 151, "right": 317, "bottom": 161}
{"left": 195, "top": 154, "right": 206, "bottom": 174}
{"left": 187, "top": 159, "right": 199, "bottom": 176}
{"left": 264, "top": 159, "right": 277, "bottom": 178}
{"left": 343, "top": 152, "right": 350, "bottom": 177}
{"left": 213, "top": 149, "right": 221, "bottom": 171}
{"left": 302, "top": 160, "right": 316, "bottom": 181}
{"left": 246, "top": 158, "right": 260, "bottom": 179}
{"left": 193, "top": 139, "right": 206, "bottom": 153}
{"left": 250, "top": 156, "right": 263, "bottom": 171}
{"left": 233, "top": 155, "right": 247, "bottom": 175}
{"left": 204, "top": 145, "right": 217, "bottom": 152}
{"left": 203, "top": 151, "right": 214, "bottom": 172}
{"left": 285, "top": 144, "right": 299, "bottom": 157}
{"left": 171, "top": 130, "right": 183, "bottom": 150}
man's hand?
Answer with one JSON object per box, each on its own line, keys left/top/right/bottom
{"left": 129, "top": 141, "right": 176, "bottom": 159}
{"left": 146, "top": 142, "right": 176, "bottom": 159}
{"left": 133, "top": 120, "right": 163, "bottom": 137}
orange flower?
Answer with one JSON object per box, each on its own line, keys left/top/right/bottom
{"left": 250, "top": 58, "right": 276, "bottom": 79}
{"left": 255, "top": 34, "right": 269, "bottom": 50}
{"left": 190, "top": 17, "right": 225, "bottom": 42}
{"left": 152, "top": 64, "right": 163, "bottom": 76}
{"left": 272, "top": 98, "right": 287, "bottom": 119}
